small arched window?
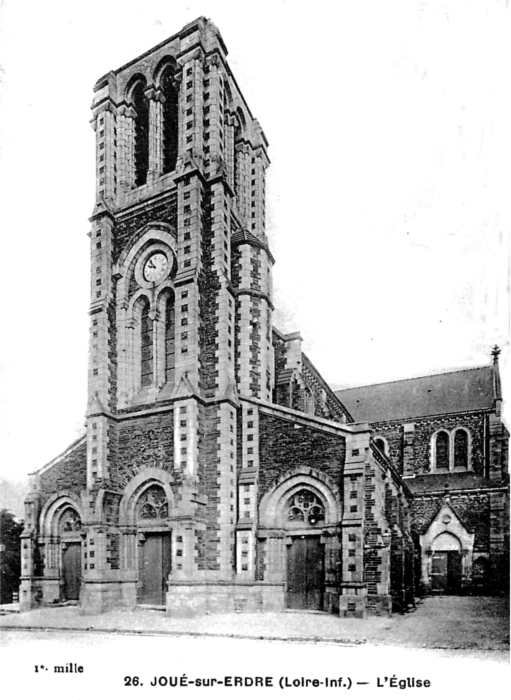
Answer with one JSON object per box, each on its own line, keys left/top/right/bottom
{"left": 132, "top": 81, "right": 149, "bottom": 187}
{"left": 375, "top": 438, "right": 386, "bottom": 454}
{"left": 454, "top": 429, "right": 468, "bottom": 469}
{"left": 140, "top": 299, "right": 153, "bottom": 387}
{"left": 165, "top": 297, "right": 175, "bottom": 385}
{"left": 161, "top": 68, "right": 179, "bottom": 174}
{"left": 436, "top": 431, "right": 450, "bottom": 471}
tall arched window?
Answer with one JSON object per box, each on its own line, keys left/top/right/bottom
{"left": 140, "top": 300, "right": 153, "bottom": 387}
{"left": 436, "top": 431, "right": 449, "bottom": 471}
{"left": 165, "top": 297, "right": 175, "bottom": 385}
{"left": 132, "top": 81, "right": 149, "bottom": 186}
{"left": 454, "top": 429, "right": 468, "bottom": 469}
{"left": 161, "top": 69, "right": 179, "bottom": 174}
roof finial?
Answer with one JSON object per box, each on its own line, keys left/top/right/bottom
{"left": 491, "top": 345, "right": 501, "bottom": 364}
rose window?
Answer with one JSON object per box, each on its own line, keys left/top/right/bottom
{"left": 287, "top": 489, "right": 325, "bottom": 525}
{"left": 137, "top": 486, "right": 169, "bottom": 520}
{"left": 60, "top": 508, "right": 82, "bottom": 533}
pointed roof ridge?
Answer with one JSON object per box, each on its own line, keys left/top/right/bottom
{"left": 335, "top": 364, "right": 496, "bottom": 422}
{"left": 336, "top": 363, "right": 491, "bottom": 393}
{"left": 30, "top": 433, "right": 87, "bottom": 477}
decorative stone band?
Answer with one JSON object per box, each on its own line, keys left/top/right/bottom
{"left": 231, "top": 230, "right": 275, "bottom": 264}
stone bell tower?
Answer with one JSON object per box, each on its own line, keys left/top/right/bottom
{"left": 80, "top": 17, "right": 273, "bottom": 612}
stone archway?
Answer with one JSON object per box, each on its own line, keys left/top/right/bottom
{"left": 37, "top": 493, "right": 84, "bottom": 604}
{"left": 58, "top": 507, "right": 83, "bottom": 600}
{"left": 257, "top": 470, "right": 341, "bottom": 612}
{"left": 135, "top": 484, "right": 172, "bottom": 605}
{"left": 420, "top": 501, "right": 475, "bottom": 595}
{"left": 285, "top": 488, "right": 327, "bottom": 610}
{"left": 117, "top": 469, "right": 175, "bottom": 606}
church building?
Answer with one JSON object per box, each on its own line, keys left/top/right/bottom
{"left": 19, "top": 18, "right": 508, "bottom": 617}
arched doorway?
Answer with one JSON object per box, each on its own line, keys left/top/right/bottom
{"left": 285, "top": 489, "right": 326, "bottom": 610}
{"left": 257, "top": 470, "right": 341, "bottom": 612}
{"left": 430, "top": 532, "right": 462, "bottom": 594}
{"left": 136, "top": 485, "right": 172, "bottom": 605}
{"left": 419, "top": 501, "right": 475, "bottom": 596}
{"left": 59, "top": 507, "right": 82, "bottom": 601}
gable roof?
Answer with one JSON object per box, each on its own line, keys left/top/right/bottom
{"left": 335, "top": 366, "right": 497, "bottom": 423}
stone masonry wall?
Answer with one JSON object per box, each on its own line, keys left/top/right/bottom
{"left": 114, "top": 193, "right": 178, "bottom": 260}
{"left": 258, "top": 413, "right": 345, "bottom": 499}
{"left": 111, "top": 410, "right": 174, "bottom": 490}
{"left": 39, "top": 440, "right": 87, "bottom": 505}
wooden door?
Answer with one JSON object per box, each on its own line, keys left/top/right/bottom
{"left": 287, "top": 536, "right": 324, "bottom": 610}
{"left": 62, "top": 543, "right": 81, "bottom": 600}
{"left": 446, "top": 551, "right": 462, "bottom": 593}
{"left": 140, "top": 533, "right": 172, "bottom": 604}
{"left": 431, "top": 551, "right": 462, "bottom": 594}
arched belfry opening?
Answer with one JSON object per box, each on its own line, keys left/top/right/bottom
{"left": 131, "top": 80, "right": 150, "bottom": 187}
{"left": 233, "top": 108, "right": 246, "bottom": 198}
{"left": 160, "top": 67, "right": 179, "bottom": 174}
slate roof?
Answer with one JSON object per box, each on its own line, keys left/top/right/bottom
{"left": 335, "top": 366, "right": 497, "bottom": 423}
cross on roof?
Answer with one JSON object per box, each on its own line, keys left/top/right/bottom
{"left": 491, "top": 345, "right": 501, "bottom": 364}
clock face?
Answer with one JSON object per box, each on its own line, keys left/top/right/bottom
{"left": 143, "top": 252, "right": 168, "bottom": 282}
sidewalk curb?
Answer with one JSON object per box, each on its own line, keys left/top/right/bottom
{"left": 0, "top": 624, "right": 366, "bottom": 646}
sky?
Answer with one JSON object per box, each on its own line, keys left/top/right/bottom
{"left": 0, "top": 0, "right": 509, "bottom": 516}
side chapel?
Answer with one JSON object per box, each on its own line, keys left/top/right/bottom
{"left": 20, "top": 18, "right": 509, "bottom": 617}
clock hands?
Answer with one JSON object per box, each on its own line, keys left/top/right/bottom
{"left": 144, "top": 252, "right": 168, "bottom": 282}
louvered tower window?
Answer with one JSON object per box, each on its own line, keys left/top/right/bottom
{"left": 132, "top": 82, "right": 149, "bottom": 186}
{"left": 161, "top": 69, "right": 179, "bottom": 174}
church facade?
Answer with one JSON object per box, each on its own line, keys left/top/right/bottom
{"left": 19, "top": 18, "right": 508, "bottom": 617}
